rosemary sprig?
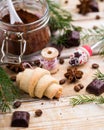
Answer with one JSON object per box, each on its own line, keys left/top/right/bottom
{"left": 94, "top": 69, "right": 104, "bottom": 80}
{"left": 47, "top": 0, "right": 82, "bottom": 46}
{"left": 80, "top": 26, "right": 104, "bottom": 45}
{"left": 47, "top": 0, "right": 72, "bottom": 32}
{"left": 0, "top": 67, "right": 20, "bottom": 113}
{"left": 70, "top": 95, "right": 104, "bottom": 106}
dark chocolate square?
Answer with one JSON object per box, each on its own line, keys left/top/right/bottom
{"left": 11, "top": 111, "right": 30, "bottom": 127}
{"left": 89, "top": 0, "right": 99, "bottom": 12}
{"left": 86, "top": 78, "right": 104, "bottom": 96}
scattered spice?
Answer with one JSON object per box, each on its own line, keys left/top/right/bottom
{"left": 95, "top": 15, "right": 101, "bottom": 20}
{"left": 64, "top": 72, "right": 70, "bottom": 79}
{"left": 78, "top": 83, "right": 84, "bottom": 89}
{"left": 6, "top": 62, "right": 33, "bottom": 73}
{"left": 13, "top": 101, "right": 21, "bottom": 109}
{"left": 6, "top": 63, "right": 25, "bottom": 73}
{"left": 59, "top": 79, "right": 66, "bottom": 85}
{"left": 75, "top": 71, "right": 83, "bottom": 79}
{"left": 34, "top": 60, "right": 41, "bottom": 67}
{"left": 74, "top": 85, "right": 81, "bottom": 92}
{"left": 93, "top": 25, "right": 98, "bottom": 30}
{"left": 74, "top": 83, "right": 84, "bottom": 92}
{"left": 64, "top": 67, "right": 83, "bottom": 83}
{"left": 92, "top": 63, "right": 99, "bottom": 69}
{"left": 10, "top": 75, "right": 16, "bottom": 82}
{"left": 77, "top": 0, "right": 99, "bottom": 15}
{"left": 35, "top": 109, "right": 43, "bottom": 117}
{"left": 59, "top": 58, "right": 64, "bottom": 64}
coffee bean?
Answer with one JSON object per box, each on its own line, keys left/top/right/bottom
{"left": 35, "top": 109, "right": 43, "bottom": 117}
{"left": 13, "top": 101, "right": 21, "bottom": 109}
{"left": 92, "top": 63, "right": 99, "bottom": 69}
{"left": 59, "top": 58, "right": 64, "bottom": 64}
{"left": 59, "top": 79, "right": 66, "bottom": 85}
{"left": 74, "top": 85, "right": 81, "bottom": 92}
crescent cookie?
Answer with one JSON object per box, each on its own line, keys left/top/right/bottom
{"left": 44, "top": 83, "right": 63, "bottom": 99}
{"left": 28, "top": 67, "right": 50, "bottom": 97}
{"left": 19, "top": 69, "right": 34, "bottom": 93}
{"left": 35, "top": 74, "right": 58, "bottom": 98}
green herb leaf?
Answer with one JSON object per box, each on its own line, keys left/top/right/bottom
{"left": 70, "top": 95, "right": 104, "bottom": 106}
{"left": 0, "top": 67, "right": 20, "bottom": 112}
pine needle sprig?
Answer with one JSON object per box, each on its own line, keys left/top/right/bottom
{"left": 0, "top": 67, "right": 20, "bottom": 113}
{"left": 80, "top": 26, "right": 104, "bottom": 45}
{"left": 94, "top": 69, "right": 104, "bottom": 80}
{"left": 70, "top": 95, "right": 95, "bottom": 106}
{"left": 70, "top": 95, "right": 104, "bottom": 106}
{"left": 47, "top": 0, "right": 73, "bottom": 32}
{"left": 0, "top": 85, "right": 11, "bottom": 113}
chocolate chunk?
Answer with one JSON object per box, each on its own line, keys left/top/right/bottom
{"left": 11, "top": 111, "right": 30, "bottom": 127}
{"left": 86, "top": 78, "right": 104, "bottom": 96}
{"left": 89, "top": 0, "right": 99, "bottom": 12}
{"left": 68, "top": 31, "right": 80, "bottom": 47}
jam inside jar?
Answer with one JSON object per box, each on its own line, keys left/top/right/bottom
{"left": 0, "top": 0, "right": 50, "bottom": 63}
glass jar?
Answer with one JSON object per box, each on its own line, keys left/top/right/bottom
{"left": 0, "top": 0, "right": 50, "bottom": 63}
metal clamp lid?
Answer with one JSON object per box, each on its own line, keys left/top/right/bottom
{"left": 1, "top": 31, "right": 26, "bottom": 64}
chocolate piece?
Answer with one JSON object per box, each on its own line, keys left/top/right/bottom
{"left": 86, "top": 78, "right": 104, "bottom": 96}
{"left": 11, "top": 111, "right": 30, "bottom": 127}
{"left": 59, "top": 30, "right": 80, "bottom": 48}
{"left": 89, "top": 0, "right": 99, "bottom": 12}
{"left": 67, "top": 31, "right": 80, "bottom": 48}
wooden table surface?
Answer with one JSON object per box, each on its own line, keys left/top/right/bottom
{"left": 0, "top": 55, "right": 104, "bottom": 130}
{"left": 1, "top": 0, "right": 104, "bottom": 130}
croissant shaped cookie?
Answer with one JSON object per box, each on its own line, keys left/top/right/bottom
{"left": 16, "top": 67, "right": 63, "bottom": 99}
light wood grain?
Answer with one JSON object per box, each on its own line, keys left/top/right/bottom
{"left": 0, "top": 55, "right": 104, "bottom": 130}
{"left": 1, "top": 0, "right": 104, "bottom": 129}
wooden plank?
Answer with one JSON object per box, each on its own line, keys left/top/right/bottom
{"left": 0, "top": 96, "right": 104, "bottom": 130}
{"left": 0, "top": 55, "right": 104, "bottom": 130}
